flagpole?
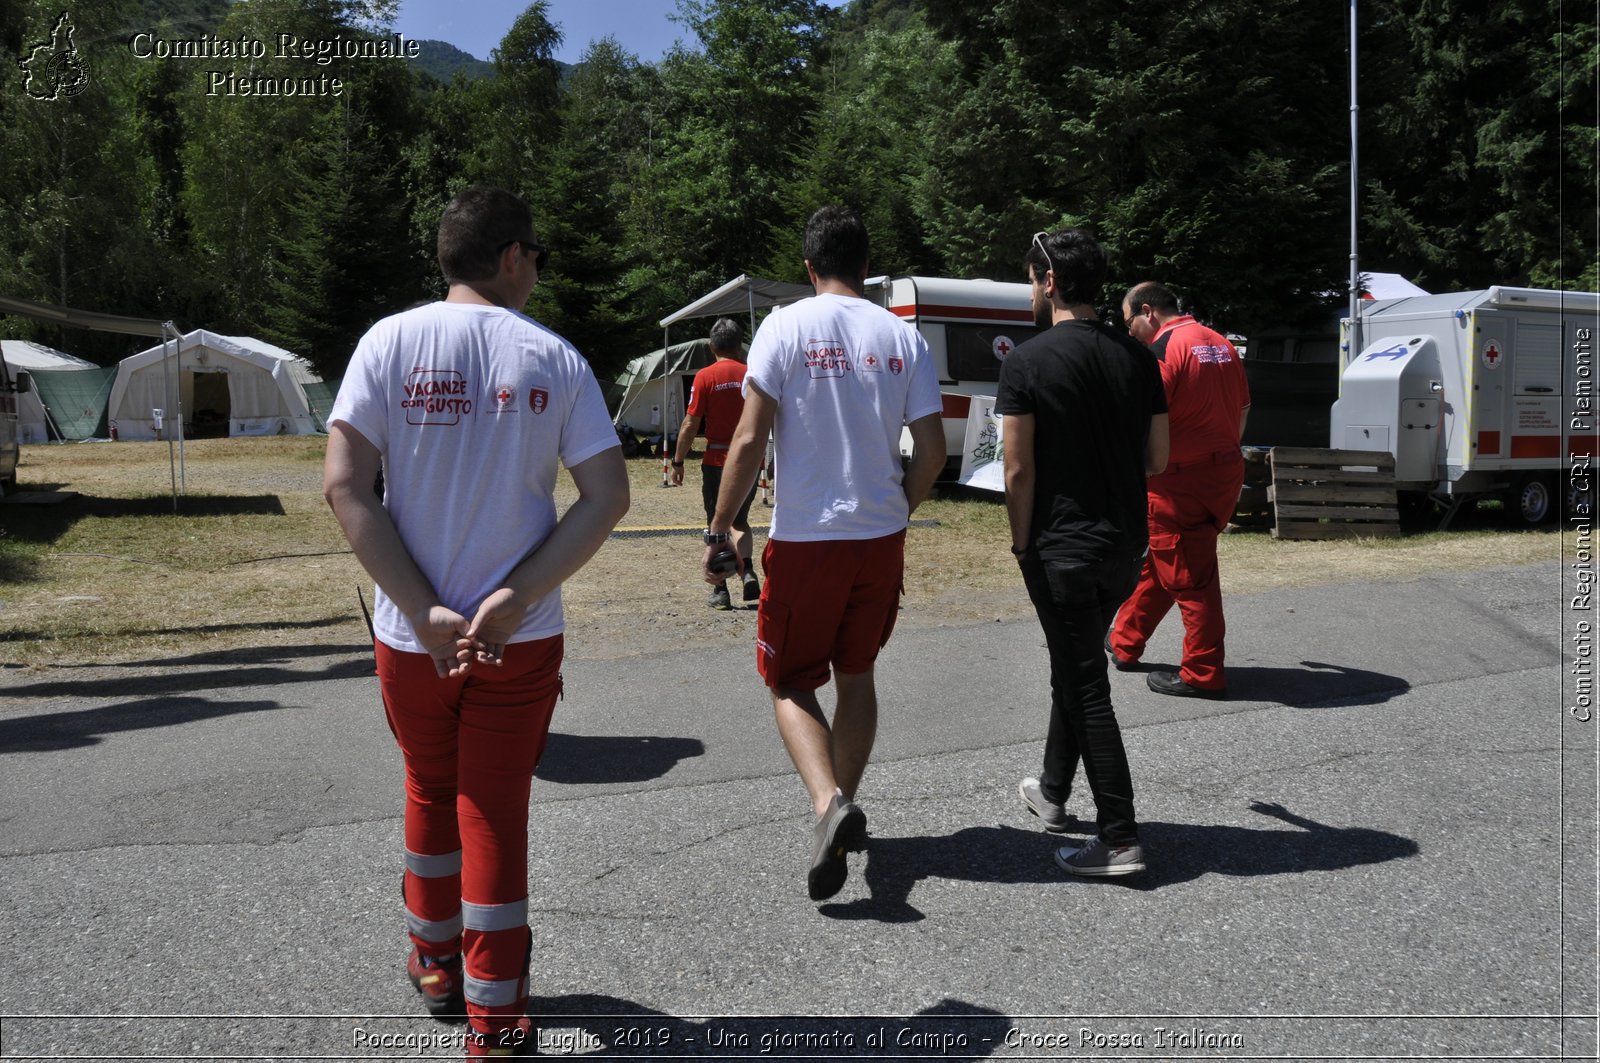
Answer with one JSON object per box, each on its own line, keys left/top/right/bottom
{"left": 1347, "top": 0, "right": 1362, "bottom": 362}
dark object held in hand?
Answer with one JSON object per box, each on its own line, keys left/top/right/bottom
{"left": 708, "top": 548, "right": 740, "bottom": 577}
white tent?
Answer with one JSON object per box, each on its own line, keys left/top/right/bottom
{"left": 1, "top": 339, "right": 97, "bottom": 443}
{"left": 1360, "top": 272, "right": 1430, "bottom": 300}
{"left": 108, "top": 330, "right": 325, "bottom": 441}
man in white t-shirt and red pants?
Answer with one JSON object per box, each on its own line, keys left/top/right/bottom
{"left": 325, "top": 187, "right": 629, "bottom": 1057}
{"left": 704, "top": 205, "right": 946, "bottom": 902}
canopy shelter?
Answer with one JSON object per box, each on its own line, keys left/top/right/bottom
{"left": 0, "top": 339, "right": 108, "bottom": 442}
{"left": 0, "top": 292, "right": 195, "bottom": 505}
{"left": 658, "top": 274, "right": 812, "bottom": 330}
{"left": 0, "top": 293, "right": 168, "bottom": 338}
{"left": 644, "top": 274, "right": 812, "bottom": 479}
{"left": 108, "top": 330, "right": 325, "bottom": 441}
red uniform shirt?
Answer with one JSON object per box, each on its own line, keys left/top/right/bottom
{"left": 1150, "top": 316, "right": 1251, "bottom": 465}
{"left": 686, "top": 357, "right": 748, "bottom": 468}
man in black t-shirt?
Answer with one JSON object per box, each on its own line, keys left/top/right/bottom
{"left": 996, "top": 228, "right": 1169, "bottom": 877}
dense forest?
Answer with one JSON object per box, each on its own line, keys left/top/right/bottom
{"left": 1, "top": 0, "right": 1593, "bottom": 380}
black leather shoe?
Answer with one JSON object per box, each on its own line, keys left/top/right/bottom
{"left": 1103, "top": 633, "right": 1137, "bottom": 672}
{"left": 1147, "top": 670, "right": 1227, "bottom": 699}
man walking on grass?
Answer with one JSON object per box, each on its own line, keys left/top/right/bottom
{"left": 704, "top": 204, "right": 945, "bottom": 901}
{"left": 672, "top": 317, "right": 760, "bottom": 608}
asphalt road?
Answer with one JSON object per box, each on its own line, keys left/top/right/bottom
{"left": 0, "top": 560, "right": 1594, "bottom": 1061}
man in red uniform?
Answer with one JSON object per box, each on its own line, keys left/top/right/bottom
{"left": 1109, "top": 282, "right": 1250, "bottom": 699}
{"left": 672, "top": 318, "right": 759, "bottom": 608}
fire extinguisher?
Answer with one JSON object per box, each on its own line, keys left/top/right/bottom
{"left": 109, "top": 420, "right": 118, "bottom": 441}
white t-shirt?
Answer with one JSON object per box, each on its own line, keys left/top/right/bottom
{"left": 744, "top": 293, "right": 941, "bottom": 542}
{"left": 331, "top": 301, "right": 619, "bottom": 653}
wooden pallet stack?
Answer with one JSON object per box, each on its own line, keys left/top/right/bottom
{"left": 1267, "top": 447, "right": 1401, "bottom": 540}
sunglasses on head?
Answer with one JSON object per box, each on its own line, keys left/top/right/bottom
{"left": 1030, "top": 230, "right": 1056, "bottom": 281}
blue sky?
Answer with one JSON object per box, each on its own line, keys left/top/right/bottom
{"left": 393, "top": 0, "right": 685, "bottom": 65}
{"left": 392, "top": 0, "right": 842, "bottom": 66}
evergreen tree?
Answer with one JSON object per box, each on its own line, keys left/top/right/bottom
{"left": 1362, "top": 0, "right": 1596, "bottom": 291}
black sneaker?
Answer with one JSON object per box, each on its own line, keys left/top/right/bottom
{"left": 1147, "top": 670, "right": 1226, "bottom": 699}
{"left": 807, "top": 794, "right": 867, "bottom": 901}
{"left": 742, "top": 570, "right": 761, "bottom": 603}
{"left": 1104, "top": 633, "right": 1137, "bottom": 671}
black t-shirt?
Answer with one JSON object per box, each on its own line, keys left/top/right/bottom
{"left": 995, "top": 319, "right": 1167, "bottom": 560}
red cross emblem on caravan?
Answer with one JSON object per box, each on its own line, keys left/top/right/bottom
{"left": 1482, "top": 340, "right": 1503, "bottom": 369}
{"left": 993, "top": 336, "right": 1014, "bottom": 360}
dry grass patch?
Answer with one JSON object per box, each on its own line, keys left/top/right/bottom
{"left": 0, "top": 439, "right": 1565, "bottom": 669}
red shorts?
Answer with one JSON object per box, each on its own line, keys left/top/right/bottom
{"left": 756, "top": 531, "right": 905, "bottom": 691}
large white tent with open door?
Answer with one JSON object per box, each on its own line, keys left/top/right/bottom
{"left": 107, "top": 329, "right": 325, "bottom": 441}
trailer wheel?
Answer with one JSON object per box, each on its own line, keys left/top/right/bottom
{"left": 1510, "top": 473, "right": 1554, "bottom": 526}
{"left": 1570, "top": 471, "right": 1595, "bottom": 518}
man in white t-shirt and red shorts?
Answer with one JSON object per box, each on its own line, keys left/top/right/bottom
{"left": 703, "top": 205, "right": 946, "bottom": 902}
{"left": 324, "top": 186, "right": 629, "bottom": 1056}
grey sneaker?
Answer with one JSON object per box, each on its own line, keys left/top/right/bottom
{"left": 708, "top": 583, "right": 732, "bottom": 610}
{"left": 742, "top": 569, "right": 761, "bottom": 603}
{"left": 1054, "top": 836, "right": 1146, "bottom": 877}
{"left": 1018, "top": 777, "right": 1071, "bottom": 833}
{"left": 807, "top": 794, "right": 867, "bottom": 901}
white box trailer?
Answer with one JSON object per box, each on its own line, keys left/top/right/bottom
{"left": 1330, "top": 286, "right": 1599, "bottom": 524}
{"left": 874, "top": 276, "right": 1037, "bottom": 475}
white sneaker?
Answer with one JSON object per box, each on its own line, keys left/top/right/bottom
{"left": 1055, "top": 836, "right": 1146, "bottom": 876}
{"left": 1018, "top": 777, "right": 1071, "bottom": 833}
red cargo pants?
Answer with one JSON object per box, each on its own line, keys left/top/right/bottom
{"left": 1110, "top": 452, "right": 1243, "bottom": 691}
{"left": 376, "top": 635, "right": 562, "bottom": 1037}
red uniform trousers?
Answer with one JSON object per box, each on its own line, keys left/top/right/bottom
{"left": 1110, "top": 452, "right": 1243, "bottom": 691}
{"left": 376, "top": 636, "right": 563, "bottom": 1037}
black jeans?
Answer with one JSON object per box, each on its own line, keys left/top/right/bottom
{"left": 1018, "top": 552, "right": 1143, "bottom": 846}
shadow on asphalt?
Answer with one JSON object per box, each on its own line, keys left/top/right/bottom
{"left": 525, "top": 994, "right": 1012, "bottom": 1058}
{"left": 1221, "top": 660, "right": 1410, "bottom": 707}
{"left": 817, "top": 804, "right": 1418, "bottom": 920}
{"left": 0, "top": 653, "right": 373, "bottom": 701}
{"left": 537, "top": 733, "right": 706, "bottom": 784}
{"left": 0, "top": 695, "right": 282, "bottom": 753}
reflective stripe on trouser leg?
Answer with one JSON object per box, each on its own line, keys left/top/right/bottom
{"left": 463, "top": 900, "right": 530, "bottom": 1015}
{"left": 465, "top": 970, "right": 525, "bottom": 1008}
{"left": 405, "top": 848, "right": 463, "bottom": 878}
{"left": 463, "top": 898, "right": 528, "bottom": 933}
{"left": 465, "top": 925, "right": 531, "bottom": 1035}
{"left": 405, "top": 909, "right": 464, "bottom": 944}
{"left": 402, "top": 847, "right": 464, "bottom": 953}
